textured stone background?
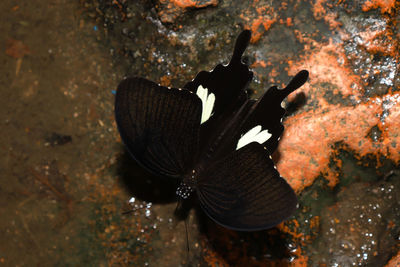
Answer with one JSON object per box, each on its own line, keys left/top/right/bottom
{"left": 1, "top": 0, "right": 399, "bottom": 266}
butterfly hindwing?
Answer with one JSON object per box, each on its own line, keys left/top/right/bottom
{"left": 195, "top": 70, "right": 309, "bottom": 162}
{"left": 196, "top": 142, "right": 297, "bottom": 231}
{"left": 192, "top": 70, "right": 307, "bottom": 231}
{"left": 115, "top": 77, "right": 202, "bottom": 177}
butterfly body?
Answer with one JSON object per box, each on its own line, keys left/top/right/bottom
{"left": 115, "top": 30, "right": 309, "bottom": 231}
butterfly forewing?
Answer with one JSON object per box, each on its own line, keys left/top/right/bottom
{"left": 115, "top": 77, "right": 202, "bottom": 177}
{"left": 184, "top": 30, "right": 254, "bottom": 157}
{"left": 196, "top": 143, "right": 297, "bottom": 231}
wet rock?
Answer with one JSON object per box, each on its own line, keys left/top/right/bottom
{"left": 339, "top": 8, "right": 399, "bottom": 98}
{"left": 311, "top": 178, "right": 399, "bottom": 266}
{"left": 79, "top": 0, "right": 400, "bottom": 265}
{"left": 155, "top": 0, "right": 219, "bottom": 24}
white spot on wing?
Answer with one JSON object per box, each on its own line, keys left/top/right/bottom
{"left": 196, "top": 85, "right": 215, "bottom": 124}
{"left": 236, "top": 125, "right": 272, "bottom": 150}
{"left": 197, "top": 85, "right": 206, "bottom": 102}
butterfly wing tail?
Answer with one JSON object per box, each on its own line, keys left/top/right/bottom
{"left": 230, "top": 30, "right": 252, "bottom": 65}
{"left": 278, "top": 70, "right": 309, "bottom": 100}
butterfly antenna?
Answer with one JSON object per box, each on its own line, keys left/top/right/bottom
{"left": 185, "top": 216, "right": 190, "bottom": 263}
{"left": 175, "top": 199, "right": 191, "bottom": 265}
{"left": 121, "top": 209, "right": 134, "bottom": 215}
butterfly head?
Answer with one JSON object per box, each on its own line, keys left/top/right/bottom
{"left": 176, "top": 169, "right": 197, "bottom": 199}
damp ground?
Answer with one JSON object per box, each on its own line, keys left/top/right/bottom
{"left": 1, "top": 0, "right": 399, "bottom": 266}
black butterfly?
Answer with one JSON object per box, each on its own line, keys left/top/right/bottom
{"left": 115, "top": 30, "right": 309, "bottom": 231}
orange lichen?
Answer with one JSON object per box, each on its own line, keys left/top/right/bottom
{"left": 279, "top": 219, "right": 304, "bottom": 240}
{"left": 276, "top": 29, "right": 400, "bottom": 191}
{"left": 323, "top": 12, "right": 342, "bottom": 30}
{"left": 280, "top": 86, "right": 400, "bottom": 190}
{"left": 279, "top": 17, "right": 293, "bottom": 27}
{"left": 171, "top": 0, "right": 218, "bottom": 8}
{"left": 250, "top": 59, "right": 267, "bottom": 68}
{"left": 309, "top": 216, "right": 320, "bottom": 229}
{"left": 293, "top": 30, "right": 320, "bottom": 51}
{"left": 358, "top": 29, "right": 399, "bottom": 57}
{"left": 240, "top": 2, "right": 277, "bottom": 43}
{"left": 277, "top": 92, "right": 400, "bottom": 191}
{"left": 288, "top": 39, "right": 363, "bottom": 105}
{"left": 6, "top": 39, "right": 30, "bottom": 59}
{"left": 362, "top": 0, "right": 396, "bottom": 14}
{"left": 246, "top": 17, "right": 277, "bottom": 43}
{"left": 310, "top": 0, "right": 344, "bottom": 33}
{"left": 112, "top": 0, "right": 126, "bottom": 21}
{"left": 291, "top": 252, "right": 309, "bottom": 267}
{"left": 278, "top": 220, "right": 310, "bottom": 266}
{"left": 157, "top": 0, "right": 218, "bottom": 23}
{"left": 159, "top": 75, "right": 172, "bottom": 87}
{"left": 387, "top": 220, "right": 395, "bottom": 229}
{"left": 286, "top": 17, "right": 293, "bottom": 27}
{"left": 385, "top": 251, "right": 400, "bottom": 267}
{"left": 202, "top": 244, "right": 229, "bottom": 267}
{"left": 279, "top": 2, "right": 288, "bottom": 10}
{"left": 158, "top": 0, "right": 218, "bottom": 8}
{"left": 312, "top": 0, "right": 327, "bottom": 19}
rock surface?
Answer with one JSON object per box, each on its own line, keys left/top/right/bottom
{"left": 1, "top": 0, "right": 398, "bottom": 266}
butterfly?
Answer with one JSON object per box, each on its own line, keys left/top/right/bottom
{"left": 115, "top": 30, "right": 309, "bottom": 231}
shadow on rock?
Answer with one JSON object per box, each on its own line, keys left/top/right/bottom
{"left": 285, "top": 91, "right": 306, "bottom": 117}
{"left": 116, "top": 149, "right": 179, "bottom": 204}
{"left": 196, "top": 207, "right": 292, "bottom": 266}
